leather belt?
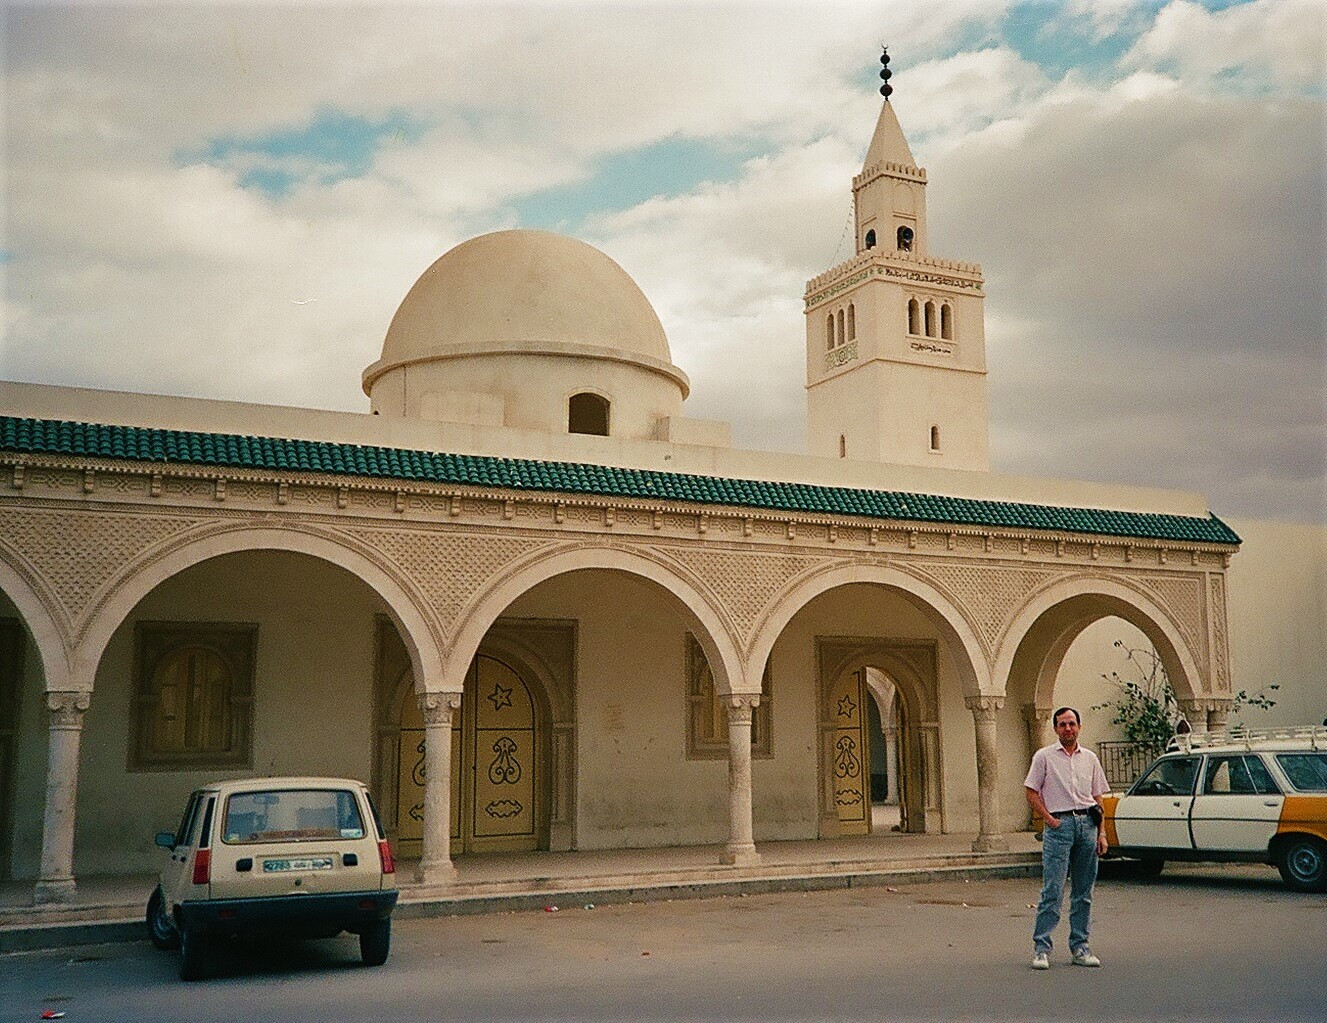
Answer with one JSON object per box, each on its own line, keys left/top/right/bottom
{"left": 1052, "top": 808, "right": 1093, "bottom": 817}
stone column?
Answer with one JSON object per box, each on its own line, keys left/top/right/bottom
{"left": 884, "top": 726, "right": 899, "bottom": 804}
{"left": 721, "top": 694, "right": 761, "bottom": 867}
{"left": 967, "top": 695, "right": 1008, "bottom": 853}
{"left": 1176, "top": 698, "right": 1210, "bottom": 733}
{"left": 417, "top": 691, "right": 462, "bottom": 888}
{"left": 34, "top": 691, "right": 91, "bottom": 906}
{"left": 1207, "top": 701, "right": 1232, "bottom": 733}
{"left": 1022, "top": 703, "right": 1052, "bottom": 753}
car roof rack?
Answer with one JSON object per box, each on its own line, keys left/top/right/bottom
{"left": 1166, "top": 725, "right": 1324, "bottom": 753}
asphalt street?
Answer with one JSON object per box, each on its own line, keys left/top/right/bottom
{"left": 3, "top": 863, "right": 1323, "bottom": 1023}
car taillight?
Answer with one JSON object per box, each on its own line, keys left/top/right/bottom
{"left": 377, "top": 839, "right": 395, "bottom": 875}
{"left": 192, "top": 847, "right": 211, "bottom": 886}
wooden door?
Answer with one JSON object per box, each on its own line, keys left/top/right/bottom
{"left": 827, "top": 668, "right": 871, "bottom": 835}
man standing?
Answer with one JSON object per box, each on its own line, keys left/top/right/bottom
{"left": 1024, "top": 706, "right": 1110, "bottom": 970}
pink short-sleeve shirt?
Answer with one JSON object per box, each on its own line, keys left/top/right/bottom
{"left": 1024, "top": 743, "right": 1110, "bottom": 813}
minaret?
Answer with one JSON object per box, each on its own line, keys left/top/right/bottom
{"left": 804, "top": 49, "right": 989, "bottom": 471}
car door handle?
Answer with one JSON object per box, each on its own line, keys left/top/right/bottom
{"left": 1264, "top": 801, "right": 1279, "bottom": 807}
{"left": 1172, "top": 801, "right": 1183, "bottom": 807}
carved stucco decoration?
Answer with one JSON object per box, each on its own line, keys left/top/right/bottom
{"left": 907, "top": 562, "right": 1062, "bottom": 654}
{"left": 0, "top": 506, "right": 210, "bottom": 641}
{"left": 1209, "top": 575, "right": 1230, "bottom": 691}
{"left": 1135, "top": 573, "right": 1206, "bottom": 674}
{"left": 658, "top": 545, "right": 839, "bottom": 647}
{"left": 340, "top": 525, "right": 556, "bottom": 638}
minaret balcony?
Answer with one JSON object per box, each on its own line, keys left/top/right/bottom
{"left": 804, "top": 251, "right": 984, "bottom": 309}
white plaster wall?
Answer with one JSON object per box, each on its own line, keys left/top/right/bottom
{"left": 10, "top": 551, "right": 390, "bottom": 878}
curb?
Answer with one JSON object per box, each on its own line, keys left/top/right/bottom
{"left": 1, "top": 859, "right": 1039, "bottom": 954}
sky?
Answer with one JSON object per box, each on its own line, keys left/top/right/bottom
{"left": 2, "top": 0, "right": 1324, "bottom": 523}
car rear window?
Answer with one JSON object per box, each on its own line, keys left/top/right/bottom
{"left": 222, "top": 789, "right": 366, "bottom": 844}
{"left": 1276, "top": 753, "right": 1327, "bottom": 792}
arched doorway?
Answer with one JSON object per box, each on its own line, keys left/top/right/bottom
{"left": 818, "top": 638, "right": 941, "bottom": 838}
{"left": 396, "top": 653, "right": 547, "bottom": 855}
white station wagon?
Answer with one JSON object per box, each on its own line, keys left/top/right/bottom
{"left": 1103, "top": 727, "right": 1327, "bottom": 892}
{"left": 147, "top": 777, "right": 399, "bottom": 980}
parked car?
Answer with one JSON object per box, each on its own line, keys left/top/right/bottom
{"left": 1102, "top": 727, "right": 1327, "bottom": 892}
{"left": 147, "top": 777, "right": 399, "bottom": 980}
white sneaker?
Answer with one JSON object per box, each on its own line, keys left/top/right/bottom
{"left": 1071, "top": 948, "right": 1101, "bottom": 967}
{"left": 1030, "top": 951, "right": 1050, "bottom": 970}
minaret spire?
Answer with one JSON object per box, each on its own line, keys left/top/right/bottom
{"left": 879, "top": 47, "right": 893, "bottom": 100}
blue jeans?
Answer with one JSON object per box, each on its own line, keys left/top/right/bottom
{"left": 1033, "top": 812, "right": 1099, "bottom": 954}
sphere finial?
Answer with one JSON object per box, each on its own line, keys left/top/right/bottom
{"left": 879, "top": 47, "right": 893, "bottom": 99}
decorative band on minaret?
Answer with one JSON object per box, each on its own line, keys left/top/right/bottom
{"left": 880, "top": 47, "right": 893, "bottom": 99}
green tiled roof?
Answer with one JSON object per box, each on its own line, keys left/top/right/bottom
{"left": 0, "top": 416, "right": 1241, "bottom": 545}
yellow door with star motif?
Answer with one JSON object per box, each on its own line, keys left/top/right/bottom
{"left": 827, "top": 669, "right": 870, "bottom": 835}
{"left": 395, "top": 654, "right": 539, "bottom": 855}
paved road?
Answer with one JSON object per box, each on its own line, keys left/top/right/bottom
{"left": 3, "top": 863, "right": 1323, "bottom": 1023}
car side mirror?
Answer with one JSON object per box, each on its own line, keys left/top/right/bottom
{"left": 155, "top": 831, "right": 176, "bottom": 850}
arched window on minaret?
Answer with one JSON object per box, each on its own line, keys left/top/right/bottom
{"left": 837, "top": 309, "right": 845, "bottom": 347}
{"left": 940, "top": 302, "right": 953, "bottom": 341}
{"left": 864, "top": 229, "right": 876, "bottom": 249}
{"left": 847, "top": 304, "right": 856, "bottom": 341}
{"left": 924, "top": 300, "right": 936, "bottom": 338}
{"left": 839, "top": 434, "right": 847, "bottom": 458}
{"left": 930, "top": 425, "right": 941, "bottom": 452}
{"left": 568, "top": 392, "right": 610, "bottom": 436}
{"left": 907, "top": 299, "right": 920, "bottom": 335}
{"left": 826, "top": 313, "right": 835, "bottom": 350}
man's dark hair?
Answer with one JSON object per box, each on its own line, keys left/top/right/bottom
{"left": 1053, "top": 706, "right": 1081, "bottom": 727}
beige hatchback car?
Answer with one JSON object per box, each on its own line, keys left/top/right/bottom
{"left": 147, "top": 777, "right": 398, "bottom": 980}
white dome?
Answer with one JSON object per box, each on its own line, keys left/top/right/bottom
{"left": 362, "top": 230, "right": 687, "bottom": 397}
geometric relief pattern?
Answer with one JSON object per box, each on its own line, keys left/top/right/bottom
{"left": 0, "top": 507, "right": 207, "bottom": 625}
{"left": 1136, "top": 573, "right": 1205, "bottom": 671}
{"left": 660, "top": 546, "right": 831, "bottom": 644}
{"left": 1209, "top": 575, "right": 1229, "bottom": 689}
{"left": 341, "top": 526, "right": 553, "bottom": 633}
{"left": 910, "top": 563, "right": 1061, "bottom": 652}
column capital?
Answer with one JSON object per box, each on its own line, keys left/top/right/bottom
{"left": 965, "top": 695, "right": 1004, "bottom": 719}
{"left": 417, "top": 691, "right": 461, "bottom": 726}
{"left": 725, "top": 693, "right": 760, "bottom": 723}
{"left": 45, "top": 691, "right": 91, "bottom": 729}
{"left": 1021, "top": 703, "right": 1051, "bottom": 724}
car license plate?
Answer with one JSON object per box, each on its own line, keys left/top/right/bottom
{"left": 263, "top": 856, "right": 333, "bottom": 873}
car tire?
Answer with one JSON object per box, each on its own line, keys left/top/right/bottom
{"left": 1277, "top": 836, "right": 1327, "bottom": 893}
{"left": 360, "top": 918, "right": 391, "bottom": 967}
{"left": 179, "top": 924, "right": 210, "bottom": 982}
{"left": 146, "top": 886, "right": 180, "bottom": 950}
{"left": 1134, "top": 858, "right": 1165, "bottom": 882}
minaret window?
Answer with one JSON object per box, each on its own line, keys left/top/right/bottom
{"left": 826, "top": 313, "right": 835, "bottom": 350}
{"left": 897, "top": 225, "right": 914, "bottom": 251}
{"left": 907, "top": 299, "right": 920, "bottom": 335}
{"left": 847, "top": 304, "right": 856, "bottom": 341}
{"left": 837, "top": 310, "right": 846, "bottom": 347}
{"left": 930, "top": 425, "right": 941, "bottom": 452}
{"left": 940, "top": 303, "right": 953, "bottom": 341}
{"left": 839, "top": 435, "right": 846, "bottom": 458}
{"left": 924, "top": 301, "right": 936, "bottom": 338}
{"left": 864, "top": 229, "right": 876, "bottom": 249}
{"left": 568, "top": 392, "right": 610, "bottom": 436}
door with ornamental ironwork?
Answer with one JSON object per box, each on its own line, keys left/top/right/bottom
{"left": 825, "top": 668, "right": 871, "bottom": 835}
{"left": 396, "top": 653, "right": 539, "bottom": 855}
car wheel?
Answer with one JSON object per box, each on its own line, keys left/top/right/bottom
{"left": 1134, "top": 858, "right": 1164, "bottom": 882}
{"left": 360, "top": 918, "right": 391, "bottom": 967}
{"left": 178, "top": 924, "right": 210, "bottom": 981}
{"left": 146, "top": 887, "right": 179, "bottom": 950}
{"left": 1278, "top": 836, "right": 1327, "bottom": 893}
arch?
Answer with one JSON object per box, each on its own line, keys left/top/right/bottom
{"left": 907, "top": 298, "right": 920, "bottom": 335}
{"left": 75, "top": 524, "right": 445, "bottom": 695}
{"left": 568, "top": 391, "right": 610, "bottom": 436}
{"left": 748, "top": 562, "right": 990, "bottom": 700}
{"left": 847, "top": 304, "right": 856, "bottom": 341}
{"left": 836, "top": 309, "right": 845, "bottom": 348}
{"left": 930, "top": 424, "right": 941, "bottom": 452}
{"left": 994, "top": 575, "right": 1207, "bottom": 709}
{"left": 940, "top": 302, "right": 953, "bottom": 341}
{"left": 826, "top": 313, "right": 835, "bottom": 350}
{"left": 864, "top": 228, "right": 876, "bottom": 249}
{"left": 924, "top": 300, "right": 936, "bottom": 338}
{"left": 0, "top": 557, "right": 71, "bottom": 690}
{"left": 448, "top": 545, "right": 746, "bottom": 699}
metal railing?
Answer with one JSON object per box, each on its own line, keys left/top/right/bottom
{"left": 1096, "top": 741, "right": 1159, "bottom": 790}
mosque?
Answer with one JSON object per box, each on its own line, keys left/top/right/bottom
{"left": 0, "top": 58, "right": 1245, "bottom": 903}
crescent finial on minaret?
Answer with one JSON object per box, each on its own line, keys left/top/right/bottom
{"left": 879, "top": 47, "right": 893, "bottom": 100}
